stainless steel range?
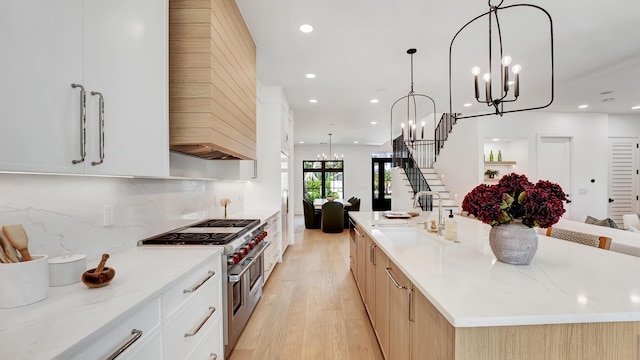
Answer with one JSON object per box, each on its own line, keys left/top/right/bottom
{"left": 139, "top": 218, "right": 270, "bottom": 357}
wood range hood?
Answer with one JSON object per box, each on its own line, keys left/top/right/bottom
{"left": 169, "top": 0, "right": 257, "bottom": 161}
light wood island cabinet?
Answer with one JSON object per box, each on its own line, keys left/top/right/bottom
{"left": 387, "top": 260, "right": 411, "bottom": 360}
{"left": 364, "top": 236, "right": 377, "bottom": 325}
{"left": 374, "top": 241, "right": 390, "bottom": 359}
{"left": 349, "top": 212, "right": 640, "bottom": 360}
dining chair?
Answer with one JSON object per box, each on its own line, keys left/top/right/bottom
{"left": 321, "top": 201, "right": 344, "bottom": 233}
{"left": 545, "top": 227, "right": 612, "bottom": 250}
{"left": 303, "top": 198, "right": 321, "bottom": 229}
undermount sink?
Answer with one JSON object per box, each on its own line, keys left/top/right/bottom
{"left": 376, "top": 226, "right": 457, "bottom": 247}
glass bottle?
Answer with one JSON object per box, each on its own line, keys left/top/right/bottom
{"left": 489, "top": 150, "right": 494, "bottom": 162}
{"left": 498, "top": 150, "right": 502, "bottom": 162}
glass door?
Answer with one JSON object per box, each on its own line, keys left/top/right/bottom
{"left": 372, "top": 158, "right": 392, "bottom": 211}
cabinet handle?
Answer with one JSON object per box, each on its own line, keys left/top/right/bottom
{"left": 209, "top": 353, "right": 218, "bottom": 360}
{"left": 369, "top": 243, "right": 376, "bottom": 264}
{"left": 354, "top": 228, "right": 363, "bottom": 237}
{"left": 408, "top": 288, "right": 414, "bottom": 322}
{"left": 105, "top": 328, "right": 142, "bottom": 360}
{"left": 185, "top": 306, "right": 216, "bottom": 337}
{"left": 183, "top": 271, "right": 215, "bottom": 293}
{"left": 71, "top": 83, "right": 86, "bottom": 164}
{"left": 90, "top": 91, "right": 105, "bottom": 166}
{"left": 385, "top": 267, "right": 407, "bottom": 290}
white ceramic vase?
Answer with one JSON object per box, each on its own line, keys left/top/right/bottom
{"left": 489, "top": 221, "right": 538, "bottom": 265}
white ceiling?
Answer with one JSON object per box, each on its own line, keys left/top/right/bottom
{"left": 236, "top": 0, "right": 640, "bottom": 146}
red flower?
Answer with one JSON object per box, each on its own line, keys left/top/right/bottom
{"left": 462, "top": 174, "right": 566, "bottom": 228}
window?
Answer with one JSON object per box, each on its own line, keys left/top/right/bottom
{"left": 302, "top": 160, "right": 344, "bottom": 201}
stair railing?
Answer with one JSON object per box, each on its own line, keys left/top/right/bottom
{"left": 392, "top": 135, "right": 433, "bottom": 211}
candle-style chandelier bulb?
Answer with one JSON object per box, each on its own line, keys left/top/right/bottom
{"left": 512, "top": 64, "right": 522, "bottom": 74}
{"left": 501, "top": 56, "right": 512, "bottom": 66}
{"left": 471, "top": 66, "right": 481, "bottom": 75}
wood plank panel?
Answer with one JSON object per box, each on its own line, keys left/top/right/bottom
{"left": 455, "top": 321, "right": 640, "bottom": 360}
{"left": 411, "top": 289, "right": 454, "bottom": 360}
{"left": 169, "top": 0, "right": 256, "bottom": 160}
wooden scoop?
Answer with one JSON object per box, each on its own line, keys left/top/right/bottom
{"left": 2, "top": 225, "right": 31, "bottom": 261}
{"left": 82, "top": 253, "right": 116, "bottom": 288}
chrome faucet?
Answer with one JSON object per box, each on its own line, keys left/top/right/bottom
{"left": 413, "top": 190, "right": 444, "bottom": 235}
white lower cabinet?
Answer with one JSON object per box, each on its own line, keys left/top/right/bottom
{"left": 186, "top": 316, "right": 223, "bottom": 360}
{"left": 59, "top": 253, "right": 224, "bottom": 360}
{"left": 118, "top": 327, "right": 163, "bottom": 360}
{"left": 163, "top": 254, "right": 223, "bottom": 360}
{"left": 263, "top": 242, "right": 279, "bottom": 284}
{"left": 62, "top": 295, "right": 162, "bottom": 360}
{"left": 163, "top": 273, "right": 221, "bottom": 359}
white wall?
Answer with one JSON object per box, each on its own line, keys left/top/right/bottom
{"left": 293, "top": 144, "right": 389, "bottom": 215}
{"left": 434, "top": 111, "right": 610, "bottom": 222}
{"left": 433, "top": 119, "right": 480, "bottom": 207}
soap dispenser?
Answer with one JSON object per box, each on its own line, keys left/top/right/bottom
{"left": 445, "top": 209, "right": 457, "bottom": 241}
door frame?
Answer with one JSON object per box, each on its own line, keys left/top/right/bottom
{"left": 372, "top": 157, "right": 392, "bottom": 211}
{"left": 536, "top": 134, "right": 573, "bottom": 219}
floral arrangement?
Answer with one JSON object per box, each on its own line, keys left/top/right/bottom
{"left": 461, "top": 173, "right": 566, "bottom": 228}
{"left": 219, "top": 198, "right": 231, "bottom": 218}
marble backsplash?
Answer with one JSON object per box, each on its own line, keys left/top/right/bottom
{"left": 0, "top": 173, "right": 245, "bottom": 262}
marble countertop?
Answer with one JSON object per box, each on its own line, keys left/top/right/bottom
{"left": 349, "top": 211, "right": 640, "bottom": 328}
{"left": 0, "top": 247, "right": 223, "bottom": 360}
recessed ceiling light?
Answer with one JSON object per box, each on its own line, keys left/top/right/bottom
{"left": 354, "top": 141, "right": 359, "bottom": 144}
{"left": 305, "top": 73, "right": 316, "bottom": 79}
{"left": 492, "top": 138, "right": 500, "bottom": 142}
{"left": 370, "top": 99, "right": 379, "bottom": 104}
{"left": 299, "top": 24, "right": 313, "bottom": 33}
{"left": 309, "top": 99, "right": 317, "bottom": 103}
{"left": 578, "top": 104, "right": 588, "bottom": 109}
{"left": 299, "top": 141, "right": 304, "bottom": 144}
{"left": 463, "top": 103, "right": 472, "bottom": 107}
{"left": 632, "top": 106, "right": 640, "bottom": 110}
{"left": 370, "top": 122, "right": 377, "bottom": 125}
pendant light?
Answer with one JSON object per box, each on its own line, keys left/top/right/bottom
{"left": 448, "top": 0, "right": 554, "bottom": 119}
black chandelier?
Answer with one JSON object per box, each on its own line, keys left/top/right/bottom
{"left": 448, "top": 0, "right": 554, "bottom": 119}
{"left": 390, "top": 48, "right": 437, "bottom": 144}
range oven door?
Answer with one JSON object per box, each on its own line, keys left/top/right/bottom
{"left": 226, "top": 241, "right": 270, "bottom": 354}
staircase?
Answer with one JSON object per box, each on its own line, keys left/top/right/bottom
{"left": 400, "top": 167, "right": 459, "bottom": 214}
{"left": 392, "top": 112, "right": 459, "bottom": 213}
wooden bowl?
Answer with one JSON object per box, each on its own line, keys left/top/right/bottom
{"left": 81, "top": 267, "right": 115, "bottom": 288}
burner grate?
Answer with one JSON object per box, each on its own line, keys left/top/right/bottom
{"left": 141, "top": 232, "right": 236, "bottom": 245}
{"left": 192, "top": 219, "right": 260, "bottom": 228}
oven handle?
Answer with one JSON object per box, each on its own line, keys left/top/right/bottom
{"left": 228, "top": 241, "right": 271, "bottom": 283}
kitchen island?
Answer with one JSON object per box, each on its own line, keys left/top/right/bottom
{"left": 349, "top": 211, "right": 640, "bottom": 360}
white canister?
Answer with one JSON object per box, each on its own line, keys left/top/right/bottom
{"left": 48, "top": 253, "right": 87, "bottom": 287}
{"left": 0, "top": 255, "right": 49, "bottom": 308}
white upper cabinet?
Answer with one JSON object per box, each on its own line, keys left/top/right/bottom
{"left": 0, "top": 0, "right": 169, "bottom": 177}
{"left": 0, "top": 0, "right": 84, "bottom": 174}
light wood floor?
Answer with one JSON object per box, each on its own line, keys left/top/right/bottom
{"left": 229, "top": 217, "right": 384, "bottom": 360}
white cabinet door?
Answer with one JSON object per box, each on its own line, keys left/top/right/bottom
{"left": 0, "top": 0, "right": 85, "bottom": 174}
{"left": 0, "top": 0, "right": 169, "bottom": 177}
{"left": 83, "top": 0, "right": 169, "bottom": 176}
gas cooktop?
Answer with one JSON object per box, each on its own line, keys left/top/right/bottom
{"left": 139, "top": 219, "right": 260, "bottom": 246}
